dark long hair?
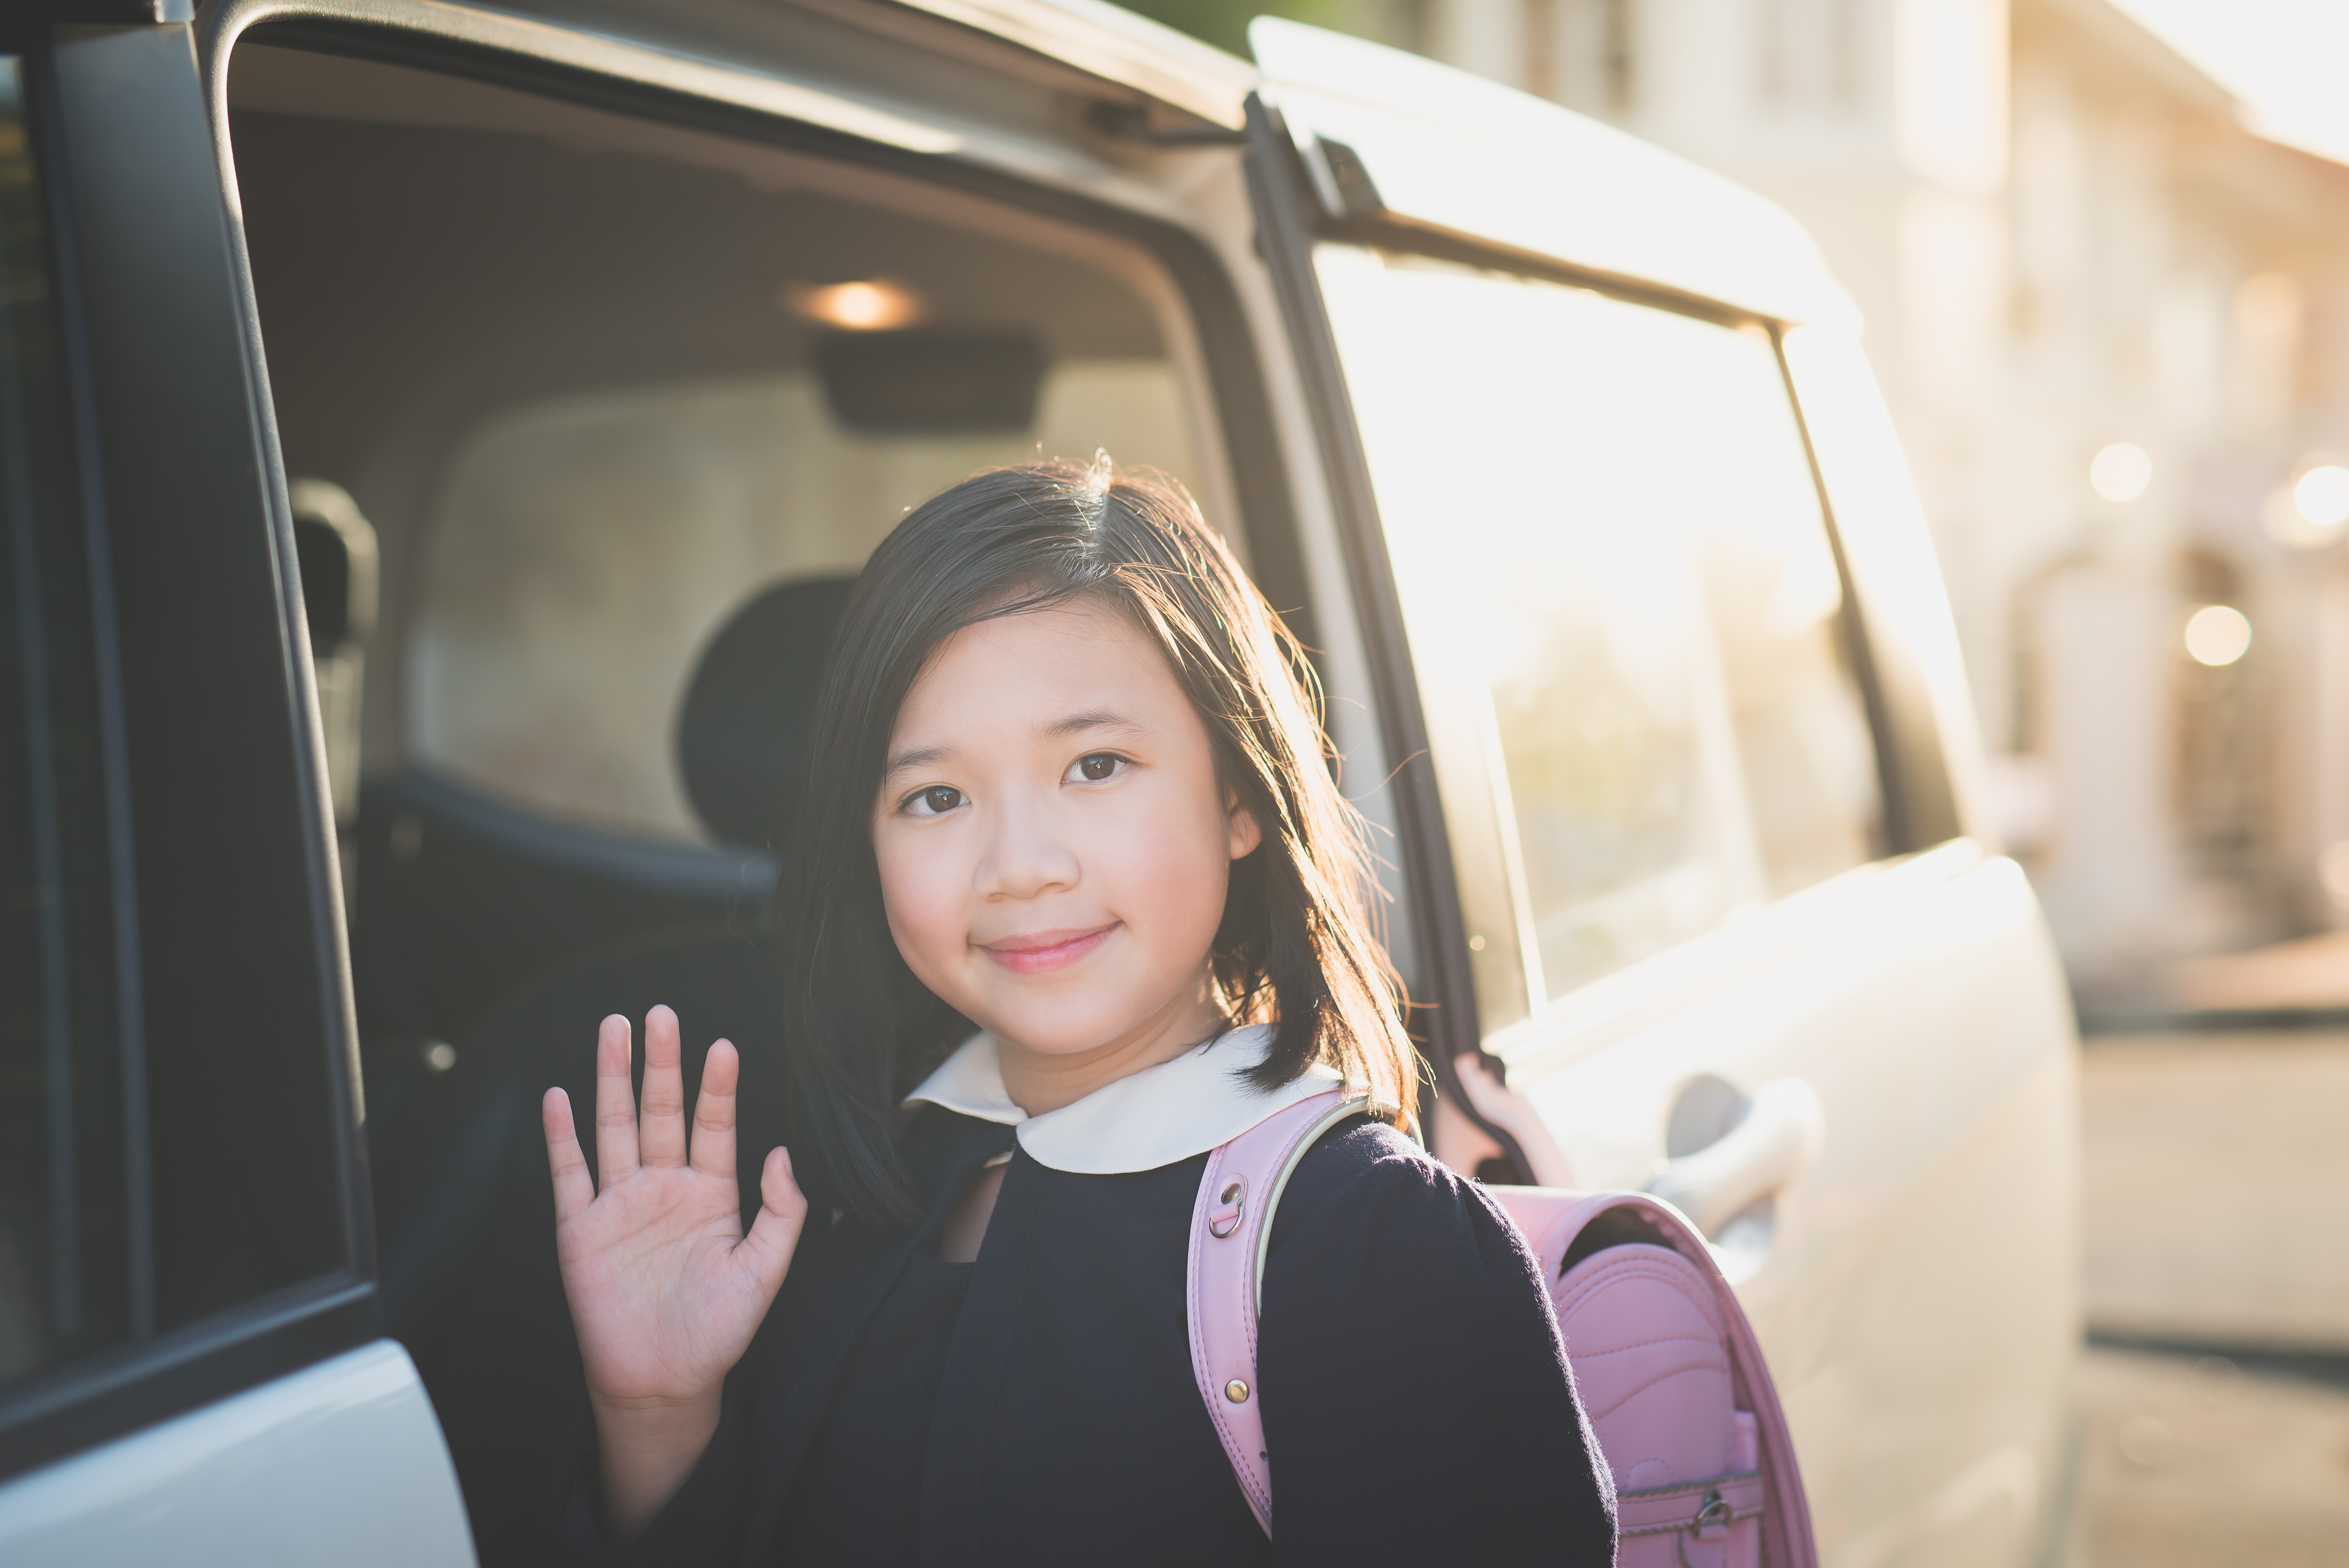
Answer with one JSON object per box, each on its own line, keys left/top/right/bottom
{"left": 776, "top": 459, "right": 1415, "bottom": 1225}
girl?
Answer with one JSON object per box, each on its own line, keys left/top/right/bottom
{"left": 540, "top": 460, "right": 1616, "bottom": 1564}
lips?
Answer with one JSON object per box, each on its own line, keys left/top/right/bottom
{"left": 978, "top": 922, "right": 1117, "bottom": 975}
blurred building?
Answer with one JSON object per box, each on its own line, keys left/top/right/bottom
{"left": 1322, "top": 0, "right": 2349, "bottom": 1017}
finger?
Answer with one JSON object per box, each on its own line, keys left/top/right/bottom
{"left": 736, "top": 1146, "right": 809, "bottom": 1295}
{"left": 638, "top": 1005, "right": 688, "bottom": 1168}
{"left": 688, "top": 1039, "right": 740, "bottom": 1181}
{"left": 542, "top": 1087, "right": 594, "bottom": 1222}
{"left": 594, "top": 1013, "right": 640, "bottom": 1184}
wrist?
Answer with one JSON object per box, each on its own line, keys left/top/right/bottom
{"left": 591, "top": 1388, "right": 723, "bottom": 1542}
{"left": 590, "top": 1384, "right": 721, "bottom": 1432}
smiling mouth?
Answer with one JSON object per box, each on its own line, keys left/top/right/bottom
{"left": 979, "top": 923, "right": 1118, "bottom": 975}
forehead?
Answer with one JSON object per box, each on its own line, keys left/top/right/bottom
{"left": 893, "top": 600, "right": 1181, "bottom": 733}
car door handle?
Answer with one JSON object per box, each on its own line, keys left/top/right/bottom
{"left": 1645, "top": 1078, "right": 1824, "bottom": 1237}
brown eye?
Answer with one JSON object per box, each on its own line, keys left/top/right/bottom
{"left": 1075, "top": 754, "right": 1119, "bottom": 782}
{"left": 908, "top": 785, "right": 963, "bottom": 817}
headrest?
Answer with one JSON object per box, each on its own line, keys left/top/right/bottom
{"left": 674, "top": 574, "right": 857, "bottom": 851}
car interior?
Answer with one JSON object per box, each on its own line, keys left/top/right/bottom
{"left": 227, "top": 39, "right": 1230, "bottom": 1560}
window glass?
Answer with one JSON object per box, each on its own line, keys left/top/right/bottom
{"left": 1317, "top": 249, "right": 1883, "bottom": 1029}
{"left": 0, "top": 57, "right": 132, "bottom": 1386}
{"left": 411, "top": 361, "right": 1201, "bottom": 841}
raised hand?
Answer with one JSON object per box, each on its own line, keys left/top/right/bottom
{"left": 542, "top": 1006, "right": 807, "bottom": 1537}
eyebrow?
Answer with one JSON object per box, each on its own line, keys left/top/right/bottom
{"left": 883, "top": 712, "right": 1146, "bottom": 783}
{"left": 1050, "top": 709, "right": 1145, "bottom": 739}
{"left": 882, "top": 744, "right": 952, "bottom": 782}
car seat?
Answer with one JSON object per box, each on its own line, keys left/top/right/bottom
{"left": 349, "top": 769, "right": 780, "bottom": 1124}
{"left": 365, "top": 574, "right": 855, "bottom": 1567}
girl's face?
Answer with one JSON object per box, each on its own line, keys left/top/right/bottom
{"left": 872, "top": 600, "right": 1261, "bottom": 1064}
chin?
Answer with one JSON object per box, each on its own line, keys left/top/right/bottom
{"left": 992, "top": 1021, "right": 1121, "bottom": 1057}
{"left": 985, "top": 1003, "right": 1148, "bottom": 1058}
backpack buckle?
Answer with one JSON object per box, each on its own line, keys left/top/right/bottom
{"left": 1678, "top": 1487, "right": 1734, "bottom": 1567}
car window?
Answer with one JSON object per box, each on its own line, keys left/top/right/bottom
{"left": 411, "top": 360, "right": 1202, "bottom": 842}
{"left": 0, "top": 56, "right": 133, "bottom": 1387}
{"left": 225, "top": 46, "right": 1261, "bottom": 1544}
{"left": 225, "top": 53, "right": 1222, "bottom": 849}
{"left": 1316, "top": 248, "right": 1884, "bottom": 1031}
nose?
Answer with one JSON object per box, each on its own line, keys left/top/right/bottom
{"left": 973, "top": 788, "right": 1081, "bottom": 901}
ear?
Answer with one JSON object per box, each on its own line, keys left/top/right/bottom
{"left": 1225, "top": 792, "right": 1262, "bottom": 860}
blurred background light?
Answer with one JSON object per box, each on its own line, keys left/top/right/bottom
{"left": 2262, "top": 461, "right": 2349, "bottom": 548}
{"left": 2183, "top": 604, "right": 2253, "bottom": 666}
{"left": 784, "top": 278, "right": 925, "bottom": 331}
{"left": 2090, "top": 442, "right": 2152, "bottom": 501}
{"left": 2294, "top": 464, "right": 2349, "bottom": 526}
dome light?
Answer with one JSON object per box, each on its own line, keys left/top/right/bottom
{"left": 785, "top": 279, "right": 925, "bottom": 331}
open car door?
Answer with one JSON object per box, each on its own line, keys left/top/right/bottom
{"left": 1240, "top": 22, "right": 2079, "bottom": 1568}
{"left": 0, "top": 21, "right": 470, "bottom": 1564}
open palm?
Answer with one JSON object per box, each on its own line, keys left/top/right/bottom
{"left": 543, "top": 1006, "right": 806, "bottom": 1414}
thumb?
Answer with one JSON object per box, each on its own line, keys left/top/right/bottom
{"left": 736, "top": 1146, "right": 809, "bottom": 1293}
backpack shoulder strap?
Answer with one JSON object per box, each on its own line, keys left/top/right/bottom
{"left": 1185, "top": 1087, "right": 1359, "bottom": 1536}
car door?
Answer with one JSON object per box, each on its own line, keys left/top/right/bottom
{"left": 1242, "top": 22, "right": 2079, "bottom": 1568}
{"left": 179, "top": 0, "right": 1298, "bottom": 1556}
{"left": 0, "top": 21, "right": 470, "bottom": 1564}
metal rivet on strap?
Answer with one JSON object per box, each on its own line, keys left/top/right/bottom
{"left": 1208, "top": 1174, "right": 1247, "bottom": 1238}
{"left": 1224, "top": 1379, "right": 1250, "bottom": 1403}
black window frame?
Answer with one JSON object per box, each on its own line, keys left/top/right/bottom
{"left": 0, "top": 41, "right": 137, "bottom": 1416}
{"left": 0, "top": 20, "right": 368, "bottom": 1480}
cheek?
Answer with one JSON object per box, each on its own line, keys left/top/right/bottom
{"left": 874, "top": 829, "right": 967, "bottom": 976}
{"left": 1095, "top": 789, "right": 1232, "bottom": 948}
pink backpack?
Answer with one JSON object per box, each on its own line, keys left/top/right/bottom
{"left": 1185, "top": 1089, "right": 1819, "bottom": 1567}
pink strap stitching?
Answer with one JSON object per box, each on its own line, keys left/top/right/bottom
{"left": 1185, "top": 1143, "right": 1269, "bottom": 1527}
{"left": 1184, "top": 1089, "right": 1346, "bottom": 1536}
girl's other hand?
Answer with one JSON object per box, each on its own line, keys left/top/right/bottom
{"left": 541, "top": 1005, "right": 807, "bottom": 1540}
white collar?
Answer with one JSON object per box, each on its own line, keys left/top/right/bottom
{"left": 903, "top": 1023, "right": 1347, "bottom": 1175}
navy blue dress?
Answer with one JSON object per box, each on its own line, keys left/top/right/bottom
{"left": 549, "top": 1105, "right": 1616, "bottom": 1565}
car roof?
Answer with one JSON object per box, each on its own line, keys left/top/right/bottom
{"left": 478, "top": 0, "right": 1843, "bottom": 324}
{"left": 863, "top": 0, "right": 1255, "bottom": 127}
{"left": 1249, "top": 20, "right": 1850, "bottom": 325}
{"left": 498, "top": 0, "right": 1255, "bottom": 128}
